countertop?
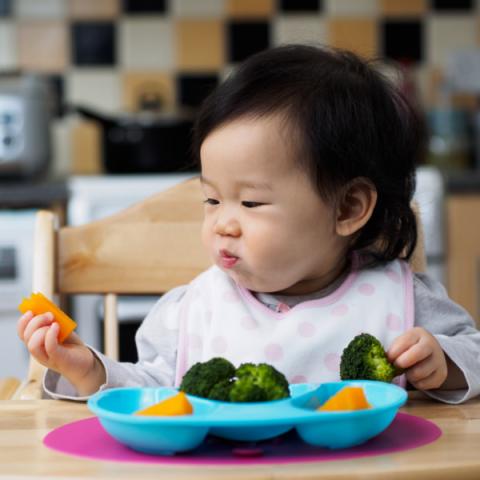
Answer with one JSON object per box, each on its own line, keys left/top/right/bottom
{"left": 444, "top": 170, "right": 480, "bottom": 193}
{"left": 1, "top": 169, "right": 480, "bottom": 211}
{"left": 0, "top": 177, "right": 69, "bottom": 209}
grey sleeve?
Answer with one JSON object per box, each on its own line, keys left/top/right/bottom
{"left": 43, "top": 285, "right": 188, "bottom": 401}
{"left": 414, "top": 273, "right": 480, "bottom": 404}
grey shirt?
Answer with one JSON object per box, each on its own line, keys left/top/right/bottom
{"left": 44, "top": 272, "right": 480, "bottom": 404}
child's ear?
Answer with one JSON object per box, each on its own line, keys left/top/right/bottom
{"left": 335, "top": 178, "right": 377, "bottom": 237}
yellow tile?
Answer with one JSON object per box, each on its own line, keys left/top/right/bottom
{"left": 69, "top": 0, "right": 120, "bottom": 19}
{"left": 227, "top": 0, "right": 274, "bottom": 18}
{"left": 176, "top": 20, "right": 224, "bottom": 70}
{"left": 379, "top": 0, "right": 427, "bottom": 16}
{"left": 122, "top": 72, "right": 175, "bottom": 112}
{"left": 17, "top": 21, "right": 67, "bottom": 73}
{"left": 70, "top": 120, "right": 102, "bottom": 175}
{"left": 328, "top": 18, "right": 377, "bottom": 59}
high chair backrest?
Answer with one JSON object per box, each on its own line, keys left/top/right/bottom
{"left": 16, "top": 177, "right": 211, "bottom": 399}
{"left": 14, "top": 178, "right": 426, "bottom": 399}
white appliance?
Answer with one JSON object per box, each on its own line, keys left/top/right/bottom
{"left": 68, "top": 174, "right": 196, "bottom": 356}
{"left": 0, "top": 210, "right": 36, "bottom": 378}
{"left": 413, "top": 166, "right": 445, "bottom": 284}
{"left": 68, "top": 168, "right": 445, "bottom": 361}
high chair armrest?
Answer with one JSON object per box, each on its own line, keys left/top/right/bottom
{"left": 12, "top": 379, "right": 43, "bottom": 400}
{"left": 0, "top": 377, "right": 21, "bottom": 400}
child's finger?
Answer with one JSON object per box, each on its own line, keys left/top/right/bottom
{"left": 27, "top": 326, "right": 50, "bottom": 365}
{"left": 387, "top": 328, "right": 421, "bottom": 362}
{"left": 404, "top": 355, "right": 436, "bottom": 384}
{"left": 408, "top": 368, "right": 441, "bottom": 391}
{"left": 17, "top": 311, "right": 34, "bottom": 340}
{"left": 22, "top": 313, "right": 54, "bottom": 345}
{"left": 44, "top": 323, "right": 60, "bottom": 358}
{"left": 393, "top": 341, "right": 431, "bottom": 370}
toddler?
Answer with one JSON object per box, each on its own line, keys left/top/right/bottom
{"left": 18, "top": 45, "right": 480, "bottom": 404}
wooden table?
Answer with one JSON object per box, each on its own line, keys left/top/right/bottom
{"left": 1, "top": 393, "right": 480, "bottom": 479}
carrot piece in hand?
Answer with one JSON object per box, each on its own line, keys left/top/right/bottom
{"left": 18, "top": 292, "right": 77, "bottom": 343}
{"left": 135, "top": 391, "right": 193, "bottom": 416}
{"left": 317, "top": 386, "right": 371, "bottom": 412}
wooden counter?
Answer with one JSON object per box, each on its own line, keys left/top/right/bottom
{"left": 0, "top": 392, "right": 479, "bottom": 479}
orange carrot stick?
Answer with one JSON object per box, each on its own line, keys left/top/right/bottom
{"left": 317, "top": 386, "right": 371, "bottom": 412}
{"left": 135, "top": 391, "right": 193, "bottom": 416}
{"left": 18, "top": 292, "right": 77, "bottom": 343}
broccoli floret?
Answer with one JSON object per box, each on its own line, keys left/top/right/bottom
{"left": 339, "top": 333, "right": 402, "bottom": 383}
{"left": 208, "top": 378, "right": 235, "bottom": 401}
{"left": 179, "top": 357, "right": 235, "bottom": 397}
{"left": 179, "top": 357, "right": 290, "bottom": 403}
{"left": 230, "top": 362, "right": 290, "bottom": 402}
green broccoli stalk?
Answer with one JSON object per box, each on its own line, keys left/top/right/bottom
{"left": 339, "top": 333, "right": 403, "bottom": 383}
{"left": 230, "top": 363, "right": 290, "bottom": 402}
{"left": 179, "top": 357, "right": 235, "bottom": 397}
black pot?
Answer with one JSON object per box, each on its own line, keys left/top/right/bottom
{"left": 73, "top": 105, "right": 197, "bottom": 174}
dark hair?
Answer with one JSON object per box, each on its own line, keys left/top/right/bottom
{"left": 193, "top": 44, "right": 427, "bottom": 265}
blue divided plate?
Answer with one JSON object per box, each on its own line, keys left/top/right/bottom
{"left": 87, "top": 380, "right": 407, "bottom": 455}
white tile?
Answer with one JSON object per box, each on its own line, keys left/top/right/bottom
{"left": 412, "top": 64, "right": 430, "bottom": 109}
{"left": 272, "top": 17, "right": 327, "bottom": 46}
{"left": 119, "top": 18, "right": 173, "bottom": 69}
{"left": 0, "top": 22, "right": 16, "bottom": 70}
{"left": 325, "top": 0, "right": 378, "bottom": 16}
{"left": 66, "top": 70, "right": 121, "bottom": 114}
{"left": 427, "top": 16, "right": 478, "bottom": 68}
{"left": 50, "top": 118, "right": 72, "bottom": 177}
{"left": 16, "top": 0, "right": 65, "bottom": 18}
{"left": 172, "top": 0, "right": 224, "bottom": 17}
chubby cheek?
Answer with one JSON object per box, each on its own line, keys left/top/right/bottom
{"left": 201, "top": 220, "right": 215, "bottom": 258}
{"left": 242, "top": 226, "right": 293, "bottom": 276}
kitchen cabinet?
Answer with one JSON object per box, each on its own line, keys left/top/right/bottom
{"left": 447, "top": 194, "right": 480, "bottom": 326}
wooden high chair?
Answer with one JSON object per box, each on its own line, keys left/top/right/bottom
{"left": 2, "top": 177, "right": 211, "bottom": 400}
{"left": 0, "top": 178, "right": 426, "bottom": 400}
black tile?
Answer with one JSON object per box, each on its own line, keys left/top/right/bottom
{"left": 71, "top": 22, "right": 116, "bottom": 66}
{"left": 382, "top": 21, "right": 423, "bottom": 63}
{"left": 122, "top": 0, "right": 166, "bottom": 14}
{"left": 279, "top": 0, "right": 321, "bottom": 12}
{"left": 177, "top": 74, "right": 219, "bottom": 108}
{"left": 0, "top": 0, "right": 12, "bottom": 16}
{"left": 431, "top": 0, "right": 473, "bottom": 10}
{"left": 228, "top": 22, "right": 271, "bottom": 63}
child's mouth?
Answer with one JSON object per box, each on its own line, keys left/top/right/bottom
{"left": 219, "top": 249, "right": 239, "bottom": 269}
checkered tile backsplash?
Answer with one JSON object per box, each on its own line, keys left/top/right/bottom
{"left": 0, "top": 0, "right": 479, "bottom": 173}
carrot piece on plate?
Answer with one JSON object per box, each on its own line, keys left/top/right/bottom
{"left": 317, "top": 386, "right": 371, "bottom": 412}
{"left": 18, "top": 292, "right": 77, "bottom": 343}
{"left": 135, "top": 391, "right": 193, "bottom": 416}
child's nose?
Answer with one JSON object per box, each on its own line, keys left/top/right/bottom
{"left": 214, "top": 216, "right": 241, "bottom": 237}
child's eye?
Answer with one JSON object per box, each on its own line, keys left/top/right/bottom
{"left": 242, "top": 201, "right": 264, "bottom": 208}
{"left": 203, "top": 198, "right": 219, "bottom": 205}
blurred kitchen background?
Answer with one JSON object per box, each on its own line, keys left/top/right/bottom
{"left": 1, "top": 0, "right": 480, "bottom": 378}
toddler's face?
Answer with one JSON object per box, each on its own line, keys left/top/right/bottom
{"left": 200, "top": 115, "right": 348, "bottom": 295}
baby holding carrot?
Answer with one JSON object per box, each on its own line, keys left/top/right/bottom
{"left": 18, "top": 45, "right": 480, "bottom": 403}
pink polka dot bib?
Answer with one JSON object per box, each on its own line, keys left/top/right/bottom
{"left": 174, "top": 260, "right": 414, "bottom": 386}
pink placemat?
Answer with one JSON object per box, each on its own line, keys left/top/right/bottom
{"left": 43, "top": 413, "right": 441, "bottom": 466}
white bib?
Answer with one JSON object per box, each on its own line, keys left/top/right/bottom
{"left": 174, "top": 259, "right": 413, "bottom": 387}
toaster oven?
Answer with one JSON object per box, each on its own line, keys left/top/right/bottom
{"left": 0, "top": 75, "right": 51, "bottom": 179}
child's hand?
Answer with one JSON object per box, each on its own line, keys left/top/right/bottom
{"left": 387, "top": 327, "right": 448, "bottom": 390}
{"left": 17, "top": 311, "right": 105, "bottom": 395}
